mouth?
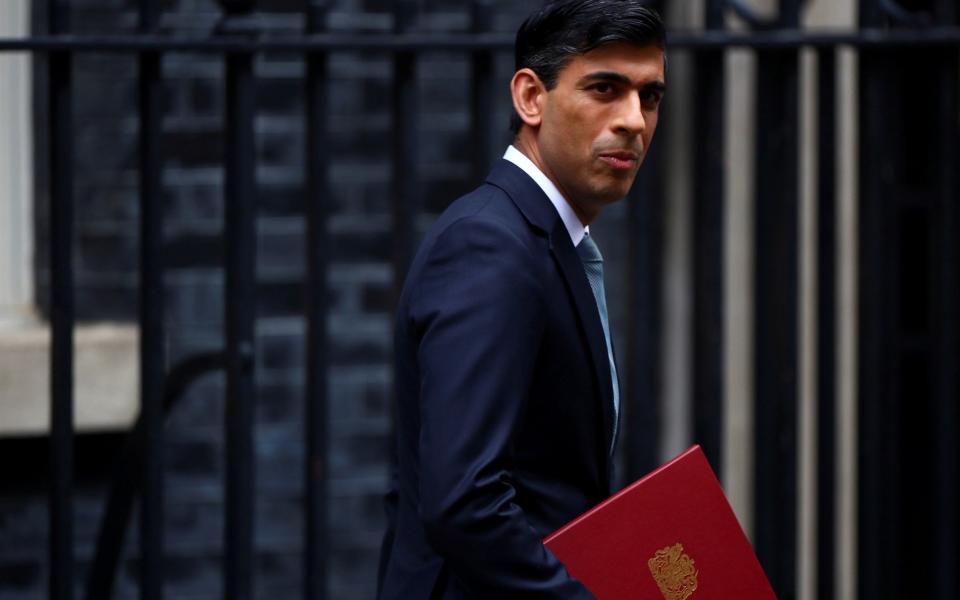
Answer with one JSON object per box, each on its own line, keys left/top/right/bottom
{"left": 597, "top": 150, "right": 640, "bottom": 171}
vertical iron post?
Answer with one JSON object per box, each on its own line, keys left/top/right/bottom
{"left": 933, "top": 5, "right": 959, "bottom": 597}
{"left": 47, "top": 1, "right": 75, "bottom": 598}
{"left": 857, "top": 3, "right": 899, "bottom": 596}
{"left": 691, "top": 0, "right": 726, "bottom": 475}
{"left": 814, "top": 46, "right": 837, "bottom": 600}
{"left": 753, "top": 1, "right": 800, "bottom": 597}
{"left": 304, "top": 2, "right": 330, "bottom": 599}
{"left": 218, "top": 1, "right": 258, "bottom": 598}
{"left": 623, "top": 138, "right": 666, "bottom": 483}
{"left": 138, "top": 0, "right": 165, "bottom": 597}
{"left": 391, "top": 0, "right": 419, "bottom": 299}
{"left": 470, "top": 0, "right": 496, "bottom": 183}
{"left": 933, "top": 2, "right": 958, "bottom": 591}
{"left": 856, "top": 58, "right": 894, "bottom": 600}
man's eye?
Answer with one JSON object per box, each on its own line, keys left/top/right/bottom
{"left": 591, "top": 83, "right": 613, "bottom": 94}
{"left": 641, "top": 90, "right": 663, "bottom": 107}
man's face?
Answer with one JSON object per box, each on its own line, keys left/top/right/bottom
{"left": 534, "top": 43, "right": 665, "bottom": 222}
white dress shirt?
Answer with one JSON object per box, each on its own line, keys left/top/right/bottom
{"left": 503, "top": 145, "right": 587, "bottom": 247}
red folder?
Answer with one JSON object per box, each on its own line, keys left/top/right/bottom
{"left": 544, "top": 445, "right": 777, "bottom": 599}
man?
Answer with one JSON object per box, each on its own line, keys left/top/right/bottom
{"left": 378, "top": 1, "right": 666, "bottom": 597}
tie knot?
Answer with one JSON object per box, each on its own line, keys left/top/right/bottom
{"left": 576, "top": 234, "right": 603, "bottom": 263}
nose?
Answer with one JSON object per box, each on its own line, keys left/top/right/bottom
{"left": 613, "top": 92, "right": 646, "bottom": 137}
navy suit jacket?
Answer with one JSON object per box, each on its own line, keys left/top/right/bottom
{"left": 377, "top": 160, "right": 618, "bottom": 599}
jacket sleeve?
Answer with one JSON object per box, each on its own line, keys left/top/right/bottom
{"left": 408, "top": 215, "right": 595, "bottom": 599}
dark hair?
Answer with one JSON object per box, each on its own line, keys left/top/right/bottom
{"left": 510, "top": 0, "right": 666, "bottom": 134}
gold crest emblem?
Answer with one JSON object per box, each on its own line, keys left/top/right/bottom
{"left": 647, "top": 542, "right": 699, "bottom": 600}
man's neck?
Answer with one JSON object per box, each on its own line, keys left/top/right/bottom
{"left": 503, "top": 145, "right": 588, "bottom": 247}
{"left": 512, "top": 132, "right": 593, "bottom": 226}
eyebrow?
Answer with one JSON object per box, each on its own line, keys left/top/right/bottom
{"left": 579, "top": 71, "right": 632, "bottom": 86}
{"left": 579, "top": 71, "right": 667, "bottom": 93}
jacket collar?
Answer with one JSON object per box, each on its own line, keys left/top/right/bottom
{"left": 502, "top": 145, "right": 587, "bottom": 247}
{"left": 485, "top": 159, "right": 559, "bottom": 235}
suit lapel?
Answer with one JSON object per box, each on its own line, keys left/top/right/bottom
{"left": 486, "top": 159, "right": 616, "bottom": 480}
{"left": 548, "top": 221, "right": 616, "bottom": 476}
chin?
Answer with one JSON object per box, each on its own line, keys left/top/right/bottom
{"left": 595, "top": 176, "right": 637, "bottom": 199}
{"left": 599, "top": 182, "right": 634, "bottom": 202}
{"left": 591, "top": 190, "right": 628, "bottom": 206}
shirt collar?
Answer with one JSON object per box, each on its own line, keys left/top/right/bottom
{"left": 503, "top": 145, "right": 587, "bottom": 247}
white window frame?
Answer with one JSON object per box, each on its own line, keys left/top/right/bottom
{"left": 0, "top": 0, "right": 37, "bottom": 329}
{"left": 0, "top": 0, "right": 138, "bottom": 436}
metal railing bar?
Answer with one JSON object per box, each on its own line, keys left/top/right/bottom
{"left": 4, "top": 28, "right": 960, "bottom": 53}
{"left": 304, "top": 2, "right": 331, "bottom": 599}
{"left": 623, "top": 140, "right": 666, "bottom": 482}
{"left": 383, "top": 15, "right": 419, "bottom": 578}
{"left": 933, "top": 46, "right": 958, "bottom": 600}
{"left": 752, "top": 46, "right": 800, "bottom": 598}
{"left": 85, "top": 352, "right": 227, "bottom": 600}
{"left": 855, "top": 13, "right": 885, "bottom": 599}
{"left": 137, "top": 0, "right": 165, "bottom": 597}
{"left": 391, "top": 1, "right": 419, "bottom": 297}
{"left": 47, "top": 0, "right": 75, "bottom": 598}
{"left": 223, "top": 30, "right": 258, "bottom": 600}
{"left": 218, "top": 5, "right": 259, "bottom": 596}
{"left": 469, "top": 0, "right": 496, "bottom": 184}
{"left": 856, "top": 49, "right": 889, "bottom": 600}
{"left": 0, "top": 33, "right": 514, "bottom": 52}
{"left": 691, "top": 0, "right": 726, "bottom": 479}
{"left": 815, "top": 45, "right": 837, "bottom": 600}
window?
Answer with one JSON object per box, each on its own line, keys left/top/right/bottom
{"left": 0, "top": 0, "right": 35, "bottom": 330}
{"left": 0, "top": 0, "right": 138, "bottom": 436}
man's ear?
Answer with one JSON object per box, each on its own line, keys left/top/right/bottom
{"left": 510, "top": 68, "right": 546, "bottom": 129}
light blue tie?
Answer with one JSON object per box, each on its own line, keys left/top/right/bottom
{"left": 576, "top": 233, "right": 619, "bottom": 454}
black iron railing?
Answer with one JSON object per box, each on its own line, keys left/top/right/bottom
{"left": 1, "top": 0, "right": 957, "bottom": 598}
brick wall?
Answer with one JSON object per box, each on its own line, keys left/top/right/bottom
{"left": 2, "top": 1, "right": 571, "bottom": 599}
